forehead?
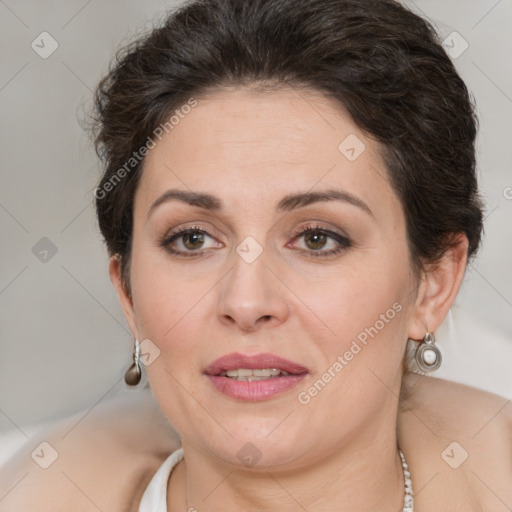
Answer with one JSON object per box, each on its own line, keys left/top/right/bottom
{"left": 136, "top": 87, "right": 400, "bottom": 221}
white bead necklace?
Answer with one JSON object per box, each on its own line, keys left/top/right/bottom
{"left": 399, "top": 449, "right": 414, "bottom": 511}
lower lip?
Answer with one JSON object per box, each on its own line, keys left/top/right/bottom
{"left": 206, "top": 374, "right": 308, "bottom": 401}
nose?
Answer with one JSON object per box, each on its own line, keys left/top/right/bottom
{"left": 216, "top": 248, "right": 290, "bottom": 332}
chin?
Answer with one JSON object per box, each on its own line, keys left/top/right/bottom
{"left": 202, "top": 425, "right": 308, "bottom": 470}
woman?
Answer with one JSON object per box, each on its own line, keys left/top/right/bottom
{"left": 2, "top": 0, "right": 511, "bottom": 510}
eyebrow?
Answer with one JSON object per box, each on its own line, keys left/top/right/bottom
{"left": 147, "top": 188, "right": 374, "bottom": 219}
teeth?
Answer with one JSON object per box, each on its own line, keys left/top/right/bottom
{"left": 253, "top": 369, "right": 278, "bottom": 377}
{"left": 227, "top": 369, "right": 253, "bottom": 377}
{"left": 220, "top": 368, "right": 292, "bottom": 380}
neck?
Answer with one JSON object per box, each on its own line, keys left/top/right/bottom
{"left": 169, "top": 408, "right": 405, "bottom": 511}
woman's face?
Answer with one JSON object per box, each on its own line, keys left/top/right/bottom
{"left": 120, "top": 87, "right": 421, "bottom": 468}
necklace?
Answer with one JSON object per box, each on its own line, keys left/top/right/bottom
{"left": 399, "top": 449, "right": 414, "bottom": 511}
{"left": 171, "top": 449, "right": 414, "bottom": 511}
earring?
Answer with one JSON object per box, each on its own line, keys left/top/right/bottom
{"left": 124, "top": 339, "right": 142, "bottom": 386}
{"left": 415, "top": 332, "right": 442, "bottom": 372}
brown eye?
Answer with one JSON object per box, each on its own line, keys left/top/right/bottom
{"left": 289, "top": 225, "right": 351, "bottom": 258}
{"left": 182, "top": 231, "right": 205, "bottom": 250}
{"left": 304, "top": 231, "right": 328, "bottom": 250}
{"left": 160, "top": 226, "right": 223, "bottom": 257}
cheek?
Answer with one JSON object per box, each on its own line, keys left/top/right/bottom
{"left": 301, "top": 252, "right": 412, "bottom": 342}
{"left": 293, "top": 263, "right": 412, "bottom": 414}
{"left": 132, "top": 284, "right": 207, "bottom": 349}
{"left": 128, "top": 243, "right": 209, "bottom": 343}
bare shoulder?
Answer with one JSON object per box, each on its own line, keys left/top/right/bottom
{"left": 0, "top": 388, "right": 181, "bottom": 512}
{"left": 398, "top": 373, "right": 512, "bottom": 510}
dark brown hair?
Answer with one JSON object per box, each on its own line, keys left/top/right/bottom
{"left": 92, "top": 0, "right": 484, "bottom": 294}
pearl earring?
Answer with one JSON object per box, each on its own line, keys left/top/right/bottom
{"left": 415, "top": 332, "right": 442, "bottom": 372}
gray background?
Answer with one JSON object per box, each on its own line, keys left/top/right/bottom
{"left": 1, "top": 0, "right": 511, "bottom": 439}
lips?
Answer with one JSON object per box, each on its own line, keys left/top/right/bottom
{"left": 203, "top": 352, "right": 309, "bottom": 376}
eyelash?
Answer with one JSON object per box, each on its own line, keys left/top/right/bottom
{"left": 159, "top": 223, "right": 351, "bottom": 258}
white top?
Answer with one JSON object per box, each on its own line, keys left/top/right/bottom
{"left": 139, "top": 447, "right": 184, "bottom": 512}
{"left": 139, "top": 446, "right": 414, "bottom": 512}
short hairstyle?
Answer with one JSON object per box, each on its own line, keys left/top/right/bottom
{"left": 92, "top": 0, "right": 484, "bottom": 294}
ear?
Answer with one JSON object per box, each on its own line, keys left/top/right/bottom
{"left": 407, "top": 234, "right": 469, "bottom": 340}
{"left": 109, "top": 255, "right": 140, "bottom": 340}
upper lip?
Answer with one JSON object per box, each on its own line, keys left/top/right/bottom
{"left": 204, "top": 352, "right": 309, "bottom": 376}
